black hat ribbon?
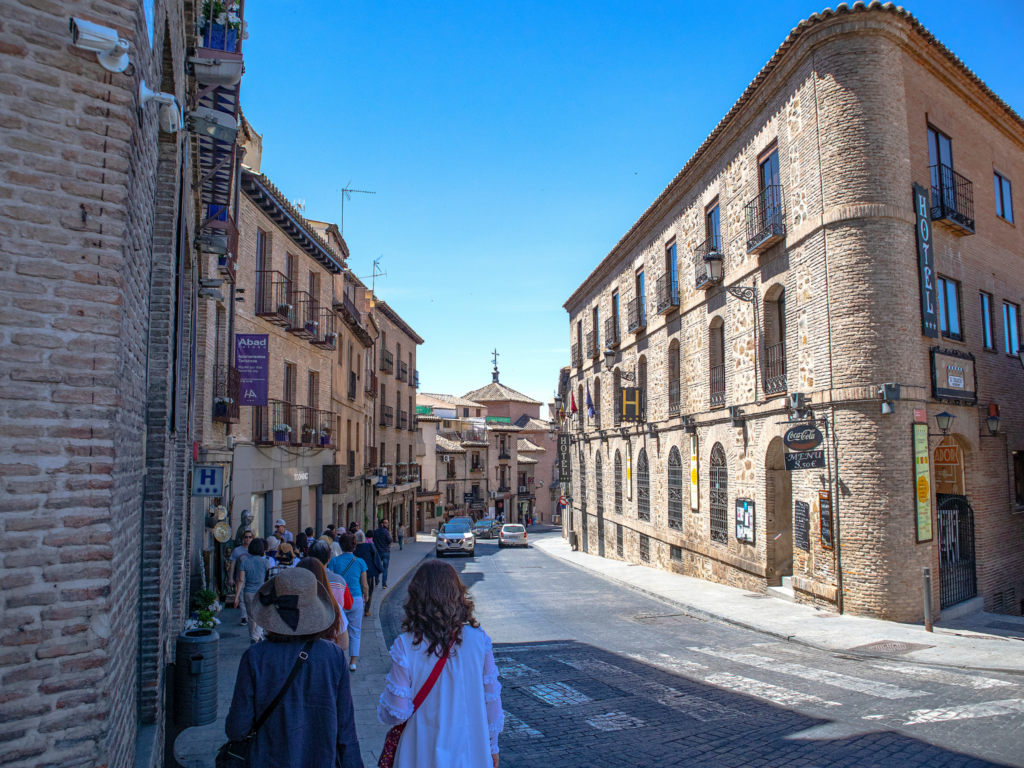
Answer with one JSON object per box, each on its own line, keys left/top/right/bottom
{"left": 258, "top": 581, "right": 300, "bottom": 630}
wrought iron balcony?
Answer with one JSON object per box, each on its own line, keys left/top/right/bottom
{"left": 694, "top": 235, "right": 723, "bottom": 290}
{"left": 365, "top": 370, "right": 377, "bottom": 396}
{"left": 498, "top": 451, "right": 511, "bottom": 461}
{"left": 255, "top": 271, "right": 292, "bottom": 326}
{"left": 365, "top": 446, "right": 378, "bottom": 473}
{"left": 604, "top": 315, "right": 620, "bottom": 348}
{"left": 317, "top": 409, "right": 334, "bottom": 447}
{"left": 297, "top": 405, "right": 319, "bottom": 446}
{"left": 414, "top": 369, "right": 420, "bottom": 389}
{"left": 586, "top": 330, "right": 599, "bottom": 360}
{"left": 745, "top": 184, "right": 786, "bottom": 253}
{"left": 627, "top": 297, "right": 646, "bottom": 333}
{"left": 254, "top": 399, "right": 297, "bottom": 445}
{"left": 397, "top": 361, "right": 408, "bottom": 382}
{"left": 348, "top": 371, "right": 357, "bottom": 401}
{"left": 764, "top": 341, "right": 787, "bottom": 396}
{"left": 655, "top": 274, "right": 679, "bottom": 314}
{"left": 709, "top": 364, "right": 726, "bottom": 408}
{"left": 399, "top": 410, "right": 408, "bottom": 430}
{"left": 409, "top": 415, "right": 418, "bottom": 432}
{"left": 497, "top": 484, "right": 512, "bottom": 493}
{"left": 310, "top": 307, "right": 337, "bottom": 349}
{"left": 285, "top": 290, "right": 316, "bottom": 339}
{"left": 930, "top": 164, "right": 975, "bottom": 234}
{"left": 380, "top": 405, "right": 394, "bottom": 428}
{"left": 211, "top": 365, "right": 240, "bottom": 424}
{"left": 571, "top": 343, "right": 581, "bottom": 368}
{"left": 341, "top": 291, "right": 362, "bottom": 324}
{"left": 380, "top": 349, "right": 394, "bottom": 375}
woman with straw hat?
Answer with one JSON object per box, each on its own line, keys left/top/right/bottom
{"left": 224, "top": 567, "right": 363, "bottom": 767}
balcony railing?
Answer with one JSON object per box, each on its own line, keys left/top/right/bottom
{"left": 380, "top": 405, "right": 394, "bottom": 428}
{"left": 930, "top": 164, "right": 975, "bottom": 234}
{"left": 709, "top": 364, "right": 726, "bottom": 408}
{"left": 745, "top": 184, "right": 786, "bottom": 253}
{"left": 413, "top": 369, "right": 419, "bottom": 389}
{"left": 694, "top": 235, "right": 722, "bottom": 290}
{"left": 627, "top": 297, "right": 646, "bottom": 333}
{"left": 365, "top": 446, "right": 378, "bottom": 473}
{"left": 764, "top": 341, "right": 787, "bottom": 396}
{"left": 497, "top": 484, "right": 512, "bottom": 493}
{"left": 470, "top": 463, "right": 483, "bottom": 473}
{"left": 255, "top": 271, "right": 291, "bottom": 326}
{"left": 365, "top": 370, "right": 377, "bottom": 397}
{"left": 613, "top": 386, "right": 621, "bottom": 426}
{"left": 211, "top": 364, "right": 240, "bottom": 424}
{"left": 317, "top": 409, "right": 334, "bottom": 447}
{"left": 668, "top": 377, "right": 681, "bottom": 417}
{"left": 285, "top": 290, "right": 315, "bottom": 339}
{"left": 397, "top": 361, "right": 408, "bottom": 382}
{"left": 347, "top": 450, "right": 356, "bottom": 478}
{"left": 571, "top": 343, "right": 581, "bottom": 368}
{"left": 498, "top": 451, "right": 511, "bottom": 461}
{"left": 399, "top": 410, "right": 408, "bottom": 430}
{"left": 348, "top": 371, "right": 357, "bottom": 400}
{"left": 342, "top": 291, "right": 362, "bottom": 324}
{"left": 310, "top": 307, "right": 337, "bottom": 349}
{"left": 655, "top": 273, "right": 679, "bottom": 314}
{"left": 604, "top": 315, "right": 619, "bottom": 348}
{"left": 297, "top": 405, "right": 320, "bottom": 446}
{"left": 409, "top": 415, "right": 418, "bottom": 432}
{"left": 585, "top": 330, "right": 598, "bottom": 360}
{"left": 380, "top": 349, "right": 394, "bottom": 375}
{"left": 254, "top": 399, "right": 297, "bottom": 445}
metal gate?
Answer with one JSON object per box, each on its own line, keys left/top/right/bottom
{"left": 937, "top": 494, "right": 977, "bottom": 609}
{"left": 581, "top": 503, "right": 588, "bottom": 553}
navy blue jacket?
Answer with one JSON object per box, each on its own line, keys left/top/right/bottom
{"left": 372, "top": 526, "right": 392, "bottom": 555}
{"left": 225, "top": 639, "right": 363, "bottom": 768}
{"left": 354, "top": 542, "right": 383, "bottom": 578}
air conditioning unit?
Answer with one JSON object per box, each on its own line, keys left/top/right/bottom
{"left": 442, "top": 455, "right": 450, "bottom": 463}
{"left": 490, "top": 491, "right": 497, "bottom": 500}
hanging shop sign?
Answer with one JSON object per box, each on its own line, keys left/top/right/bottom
{"left": 783, "top": 424, "right": 823, "bottom": 451}
{"left": 912, "top": 424, "right": 933, "bottom": 542}
{"left": 930, "top": 347, "right": 977, "bottom": 404}
{"left": 556, "top": 434, "right": 571, "bottom": 480}
{"left": 735, "top": 498, "right": 755, "bottom": 544}
{"left": 415, "top": 405, "right": 432, "bottom": 415}
{"left": 620, "top": 387, "right": 643, "bottom": 423}
{"left": 913, "top": 183, "right": 939, "bottom": 338}
{"left": 689, "top": 435, "right": 699, "bottom": 511}
{"left": 785, "top": 450, "right": 826, "bottom": 471}
{"left": 626, "top": 441, "right": 633, "bottom": 500}
{"left": 235, "top": 333, "right": 269, "bottom": 406}
{"left": 818, "top": 490, "right": 833, "bottom": 550}
{"left": 191, "top": 464, "right": 224, "bottom": 496}
{"left": 932, "top": 436, "right": 964, "bottom": 497}
{"left": 485, "top": 416, "right": 511, "bottom": 424}
{"left": 794, "top": 501, "right": 810, "bottom": 551}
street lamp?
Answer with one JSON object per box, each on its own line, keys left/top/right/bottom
{"left": 986, "top": 413, "right": 1001, "bottom": 436}
{"left": 935, "top": 411, "right": 955, "bottom": 434}
{"left": 603, "top": 347, "right": 615, "bottom": 367}
{"left": 704, "top": 253, "right": 723, "bottom": 283}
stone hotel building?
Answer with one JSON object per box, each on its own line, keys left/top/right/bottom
{"left": 562, "top": 3, "right": 1024, "bottom": 622}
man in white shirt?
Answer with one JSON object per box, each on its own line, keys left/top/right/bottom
{"left": 274, "top": 518, "right": 294, "bottom": 543}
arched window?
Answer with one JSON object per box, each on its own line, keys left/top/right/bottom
{"left": 577, "top": 384, "right": 584, "bottom": 430}
{"left": 593, "top": 376, "right": 602, "bottom": 428}
{"left": 579, "top": 452, "right": 586, "bottom": 505}
{"left": 595, "top": 451, "right": 604, "bottom": 517}
{"left": 668, "top": 446, "right": 683, "bottom": 530}
{"left": 710, "top": 443, "right": 728, "bottom": 543}
{"left": 613, "top": 368, "right": 622, "bottom": 426}
{"left": 637, "top": 448, "right": 650, "bottom": 522}
{"left": 614, "top": 450, "right": 622, "bottom": 515}
{"left": 638, "top": 356, "right": 648, "bottom": 421}
{"left": 709, "top": 318, "right": 726, "bottom": 408}
{"left": 668, "top": 340, "right": 681, "bottom": 417}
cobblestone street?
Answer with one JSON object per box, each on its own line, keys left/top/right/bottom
{"left": 382, "top": 531, "right": 1024, "bottom": 767}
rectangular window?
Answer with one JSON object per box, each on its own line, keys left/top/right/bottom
{"left": 592, "top": 306, "right": 600, "bottom": 349}
{"left": 995, "top": 171, "right": 1014, "bottom": 223}
{"left": 284, "top": 363, "right": 297, "bottom": 403}
{"left": 759, "top": 149, "right": 780, "bottom": 190}
{"left": 1014, "top": 451, "right": 1024, "bottom": 507}
{"left": 639, "top": 533, "right": 650, "bottom": 563}
{"left": 706, "top": 205, "right": 721, "bottom": 248}
{"left": 670, "top": 545, "right": 682, "bottom": 562}
{"left": 307, "top": 371, "right": 319, "bottom": 408}
{"left": 612, "top": 291, "right": 619, "bottom": 321}
{"left": 635, "top": 269, "right": 645, "bottom": 317}
{"left": 666, "top": 242, "right": 678, "bottom": 292}
{"left": 981, "top": 293, "right": 994, "bottom": 350}
{"left": 928, "top": 126, "right": 953, "bottom": 169}
{"left": 936, "top": 276, "right": 962, "bottom": 341}
{"left": 1005, "top": 302, "right": 1020, "bottom": 354}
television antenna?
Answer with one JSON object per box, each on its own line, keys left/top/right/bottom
{"left": 340, "top": 181, "right": 375, "bottom": 237}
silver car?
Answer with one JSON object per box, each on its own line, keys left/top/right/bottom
{"left": 498, "top": 524, "right": 528, "bottom": 548}
{"left": 436, "top": 523, "right": 475, "bottom": 557}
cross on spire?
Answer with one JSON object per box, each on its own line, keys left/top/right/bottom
{"left": 491, "top": 348, "right": 500, "bottom": 383}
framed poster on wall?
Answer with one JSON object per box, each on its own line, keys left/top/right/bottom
{"left": 735, "top": 498, "right": 755, "bottom": 544}
{"left": 912, "top": 423, "right": 933, "bottom": 542}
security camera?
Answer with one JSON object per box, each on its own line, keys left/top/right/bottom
{"left": 139, "top": 81, "right": 182, "bottom": 134}
{"left": 69, "top": 18, "right": 130, "bottom": 73}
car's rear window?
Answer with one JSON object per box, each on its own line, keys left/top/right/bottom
{"left": 503, "top": 525, "right": 525, "bottom": 533}
{"left": 442, "top": 524, "right": 470, "bottom": 533}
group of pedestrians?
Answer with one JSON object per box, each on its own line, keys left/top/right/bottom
{"left": 223, "top": 518, "right": 503, "bottom": 767}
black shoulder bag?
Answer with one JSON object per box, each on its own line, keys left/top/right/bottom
{"left": 216, "top": 640, "right": 314, "bottom": 767}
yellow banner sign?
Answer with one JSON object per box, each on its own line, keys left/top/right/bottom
{"left": 913, "top": 423, "right": 932, "bottom": 542}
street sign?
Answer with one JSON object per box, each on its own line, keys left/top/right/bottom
{"left": 784, "top": 450, "right": 826, "bottom": 471}
{"left": 819, "top": 491, "right": 833, "bottom": 549}
{"left": 463, "top": 493, "right": 474, "bottom": 503}
{"left": 620, "top": 387, "right": 643, "bottom": 422}
{"left": 191, "top": 464, "right": 224, "bottom": 496}
{"left": 783, "top": 424, "right": 823, "bottom": 451}
{"left": 558, "top": 495, "right": 567, "bottom": 508}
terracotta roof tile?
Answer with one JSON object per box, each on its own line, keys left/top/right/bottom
{"left": 435, "top": 435, "right": 466, "bottom": 454}
{"left": 463, "top": 381, "right": 541, "bottom": 405}
{"left": 517, "top": 438, "right": 546, "bottom": 453}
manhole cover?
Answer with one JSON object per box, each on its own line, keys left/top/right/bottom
{"left": 846, "top": 640, "right": 934, "bottom": 655}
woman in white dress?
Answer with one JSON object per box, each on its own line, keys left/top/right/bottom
{"left": 377, "top": 560, "right": 503, "bottom": 767}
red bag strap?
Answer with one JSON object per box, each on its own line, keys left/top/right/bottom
{"left": 411, "top": 647, "right": 449, "bottom": 711}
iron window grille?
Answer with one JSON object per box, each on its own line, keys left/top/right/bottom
{"left": 763, "top": 341, "right": 787, "bottom": 395}
{"left": 595, "top": 453, "right": 603, "bottom": 519}
{"left": 670, "top": 545, "right": 682, "bottom": 562}
{"left": 613, "top": 450, "right": 623, "bottom": 515}
{"left": 637, "top": 449, "right": 650, "bottom": 522}
{"left": 930, "top": 164, "right": 975, "bottom": 234}
{"left": 639, "top": 533, "right": 650, "bottom": 563}
{"left": 709, "top": 364, "right": 726, "bottom": 408}
{"left": 616, "top": 524, "right": 624, "bottom": 557}
{"left": 579, "top": 457, "right": 586, "bottom": 505}
{"left": 571, "top": 343, "right": 581, "bottom": 368}
{"left": 627, "top": 296, "right": 646, "bottom": 333}
{"left": 586, "top": 330, "right": 598, "bottom": 360}
{"left": 604, "top": 315, "right": 620, "bottom": 348}
{"left": 668, "top": 447, "right": 683, "bottom": 530}
{"left": 655, "top": 273, "right": 679, "bottom": 314}
{"left": 668, "top": 344, "right": 681, "bottom": 416}
{"left": 745, "top": 184, "right": 786, "bottom": 253}
{"left": 710, "top": 443, "right": 728, "bottom": 544}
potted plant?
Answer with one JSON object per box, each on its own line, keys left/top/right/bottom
{"left": 213, "top": 396, "right": 233, "bottom": 418}
{"left": 305, "top": 319, "right": 319, "bottom": 337}
{"left": 273, "top": 423, "right": 292, "bottom": 442}
{"left": 320, "top": 426, "right": 332, "bottom": 446}
{"left": 324, "top": 332, "right": 337, "bottom": 346}
{"left": 198, "top": 0, "right": 244, "bottom": 51}
{"left": 186, "top": 588, "right": 223, "bottom": 630}
{"left": 301, "top": 423, "right": 315, "bottom": 443}
{"left": 277, "top": 302, "right": 292, "bottom": 317}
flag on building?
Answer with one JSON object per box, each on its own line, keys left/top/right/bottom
{"left": 570, "top": 391, "right": 578, "bottom": 413}
{"left": 586, "top": 383, "right": 594, "bottom": 419}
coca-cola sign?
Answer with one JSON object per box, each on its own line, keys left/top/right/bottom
{"left": 783, "top": 424, "right": 823, "bottom": 451}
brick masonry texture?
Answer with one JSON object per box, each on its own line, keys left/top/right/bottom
{"left": 562, "top": 7, "right": 1024, "bottom": 623}
{"left": 1, "top": 2, "right": 199, "bottom": 767}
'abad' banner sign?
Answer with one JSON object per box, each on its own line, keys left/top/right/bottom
{"left": 235, "top": 334, "right": 269, "bottom": 406}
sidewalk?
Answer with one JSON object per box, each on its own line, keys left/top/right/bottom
{"left": 532, "top": 534, "right": 1024, "bottom": 673}
{"left": 174, "top": 536, "right": 434, "bottom": 768}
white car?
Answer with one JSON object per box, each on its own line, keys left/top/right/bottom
{"left": 435, "top": 523, "right": 475, "bottom": 558}
{"left": 498, "top": 524, "right": 528, "bottom": 548}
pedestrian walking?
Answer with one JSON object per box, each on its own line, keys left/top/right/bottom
{"left": 276, "top": 542, "right": 296, "bottom": 568}
{"left": 397, "top": 523, "right": 406, "bottom": 550}
{"left": 296, "top": 556, "right": 349, "bottom": 652}
{"left": 227, "top": 530, "right": 254, "bottom": 625}
{"left": 354, "top": 530, "right": 383, "bottom": 614}
{"left": 304, "top": 526, "right": 315, "bottom": 541}
{"left": 373, "top": 520, "right": 393, "bottom": 588}
{"left": 377, "top": 560, "right": 503, "bottom": 768}
{"left": 295, "top": 532, "right": 309, "bottom": 559}
{"left": 273, "top": 518, "right": 294, "bottom": 544}
{"left": 347, "top": 521, "right": 359, "bottom": 536}
{"left": 224, "top": 567, "right": 363, "bottom": 768}
{"left": 234, "top": 538, "right": 269, "bottom": 643}
{"left": 327, "top": 533, "right": 370, "bottom": 672}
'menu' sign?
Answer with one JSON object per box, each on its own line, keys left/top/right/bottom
{"left": 914, "top": 183, "right": 939, "bottom": 338}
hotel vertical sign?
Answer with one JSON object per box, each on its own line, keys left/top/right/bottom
{"left": 913, "top": 183, "right": 939, "bottom": 338}
{"left": 689, "top": 435, "right": 699, "bottom": 511}
{"left": 912, "top": 423, "right": 933, "bottom": 542}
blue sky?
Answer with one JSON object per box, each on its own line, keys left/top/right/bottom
{"left": 241, "top": 1, "right": 1023, "bottom": 403}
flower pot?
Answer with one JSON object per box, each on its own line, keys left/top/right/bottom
{"left": 277, "top": 303, "right": 291, "bottom": 316}
{"left": 202, "top": 24, "right": 237, "bottom": 52}
{"left": 274, "top": 430, "right": 289, "bottom": 442}
{"left": 213, "top": 402, "right": 228, "bottom": 418}
{"left": 304, "top": 323, "right": 317, "bottom": 336}
{"left": 320, "top": 436, "right": 330, "bottom": 446}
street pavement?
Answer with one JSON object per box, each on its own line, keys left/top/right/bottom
{"left": 381, "top": 529, "right": 1024, "bottom": 768}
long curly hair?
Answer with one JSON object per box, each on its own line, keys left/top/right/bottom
{"left": 401, "top": 560, "right": 480, "bottom": 657}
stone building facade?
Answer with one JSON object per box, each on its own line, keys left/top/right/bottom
{"left": 562, "top": 4, "right": 1024, "bottom": 622}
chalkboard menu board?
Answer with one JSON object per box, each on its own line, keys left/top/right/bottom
{"left": 819, "top": 490, "right": 833, "bottom": 549}
{"left": 794, "top": 501, "right": 810, "bottom": 551}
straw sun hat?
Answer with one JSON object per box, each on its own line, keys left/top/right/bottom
{"left": 251, "top": 567, "right": 335, "bottom": 636}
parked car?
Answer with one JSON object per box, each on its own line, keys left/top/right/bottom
{"left": 436, "top": 523, "right": 475, "bottom": 558}
{"left": 498, "top": 524, "right": 528, "bottom": 548}
{"left": 447, "top": 516, "right": 473, "bottom": 528}
{"left": 473, "top": 520, "right": 502, "bottom": 539}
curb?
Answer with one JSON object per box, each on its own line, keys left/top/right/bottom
{"left": 372, "top": 547, "right": 432, "bottom": 649}
{"left": 532, "top": 538, "right": 1024, "bottom": 677}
